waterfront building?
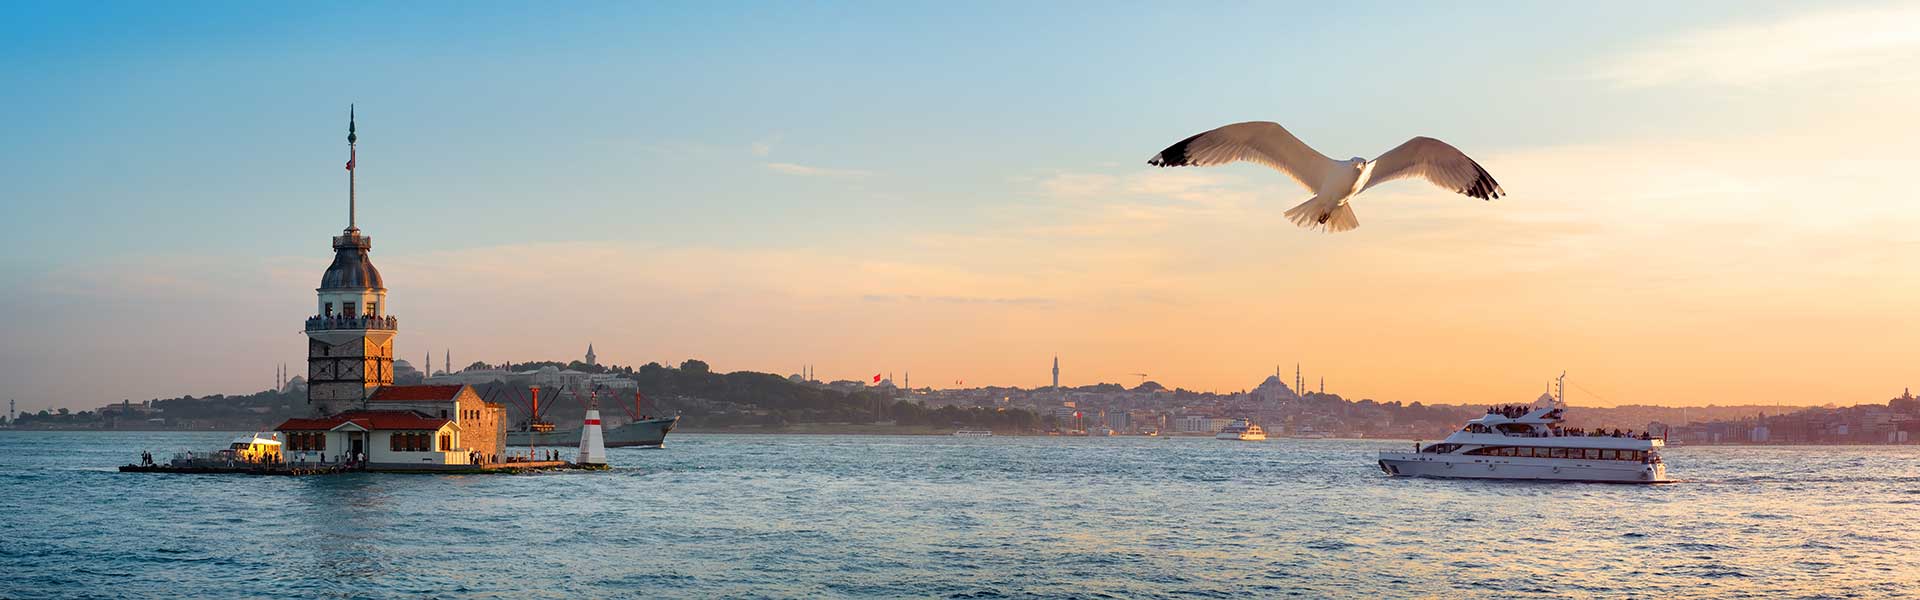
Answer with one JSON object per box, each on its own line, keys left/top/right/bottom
{"left": 276, "top": 108, "right": 506, "bottom": 465}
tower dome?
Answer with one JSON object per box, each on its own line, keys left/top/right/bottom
{"left": 320, "top": 233, "right": 384, "bottom": 290}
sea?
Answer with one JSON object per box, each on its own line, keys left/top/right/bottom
{"left": 1, "top": 431, "right": 1915, "bottom": 599}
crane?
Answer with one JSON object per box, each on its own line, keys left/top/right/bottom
{"left": 1130, "top": 373, "right": 1149, "bottom": 385}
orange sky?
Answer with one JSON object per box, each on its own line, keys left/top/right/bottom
{"left": 3, "top": 3, "right": 1917, "bottom": 410}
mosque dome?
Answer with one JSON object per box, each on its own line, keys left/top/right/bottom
{"left": 320, "top": 233, "right": 384, "bottom": 290}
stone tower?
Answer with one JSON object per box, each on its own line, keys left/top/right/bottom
{"left": 586, "top": 343, "right": 597, "bottom": 366}
{"left": 305, "top": 106, "right": 396, "bottom": 416}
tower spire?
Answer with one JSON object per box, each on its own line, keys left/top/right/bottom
{"left": 345, "top": 104, "right": 358, "bottom": 233}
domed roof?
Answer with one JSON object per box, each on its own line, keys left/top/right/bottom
{"left": 320, "top": 232, "right": 384, "bottom": 290}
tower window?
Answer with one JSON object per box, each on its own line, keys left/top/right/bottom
{"left": 366, "top": 302, "right": 377, "bottom": 317}
{"left": 343, "top": 302, "right": 357, "bottom": 318}
{"left": 324, "top": 302, "right": 334, "bottom": 317}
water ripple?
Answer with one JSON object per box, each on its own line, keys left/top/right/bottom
{"left": 2, "top": 433, "right": 1919, "bottom": 598}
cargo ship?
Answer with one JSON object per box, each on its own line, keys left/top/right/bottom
{"left": 508, "top": 415, "right": 678, "bottom": 448}
{"left": 507, "top": 386, "right": 678, "bottom": 448}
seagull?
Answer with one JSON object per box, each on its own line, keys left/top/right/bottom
{"left": 1148, "top": 121, "right": 1503, "bottom": 232}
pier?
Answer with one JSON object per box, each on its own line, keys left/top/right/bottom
{"left": 119, "top": 457, "right": 607, "bottom": 476}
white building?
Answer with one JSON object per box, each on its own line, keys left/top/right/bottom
{"left": 277, "top": 384, "right": 506, "bottom": 469}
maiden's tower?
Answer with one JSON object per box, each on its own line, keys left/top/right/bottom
{"left": 274, "top": 108, "right": 507, "bottom": 469}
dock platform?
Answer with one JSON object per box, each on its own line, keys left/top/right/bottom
{"left": 118, "top": 460, "right": 609, "bottom": 475}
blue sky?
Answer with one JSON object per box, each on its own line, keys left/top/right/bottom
{"left": 2, "top": 2, "right": 1915, "bottom": 409}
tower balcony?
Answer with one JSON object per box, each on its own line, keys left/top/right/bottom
{"left": 305, "top": 314, "right": 399, "bottom": 332}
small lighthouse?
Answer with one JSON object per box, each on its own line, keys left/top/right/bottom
{"left": 577, "top": 395, "right": 607, "bottom": 465}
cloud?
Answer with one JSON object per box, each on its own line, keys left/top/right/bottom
{"left": 765, "top": 162, "right": 872, "bottom": 178}
{"left": 750, "top": 134, "right": 781, "bottom": 157}
{"left": 1593, "top": 3, "right": 1920, "bottom": 88}
{"left": 861, "top": 294, "right": 1053, "bottom": 306}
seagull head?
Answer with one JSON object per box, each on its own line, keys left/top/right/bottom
{"left": 1348, "top": 157, "right": 1367, "bottom": 168}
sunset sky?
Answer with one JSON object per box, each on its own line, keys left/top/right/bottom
{"left": 2, "top": 1, "right": 1915, "bottom": 410}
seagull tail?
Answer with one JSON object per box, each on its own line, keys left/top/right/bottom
{"left": 1283, "top": 196, "right": 1360, "bottom": 233}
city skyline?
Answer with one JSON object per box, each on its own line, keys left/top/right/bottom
{"left": 3, "top": 2, "right": 1917, "bottom": 409}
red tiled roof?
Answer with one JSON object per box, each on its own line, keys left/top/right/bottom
{"left": 368, "top": 384, "right": 466, "bottom": 402}
{"left": 277, "top": 416, "right": 347, "bottom": 431}
{"left": 274, "top": 410, "right": 453, "bottom": 432}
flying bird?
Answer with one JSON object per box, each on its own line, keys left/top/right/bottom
{"left": 1147, "top": 121, "right": 1503, "bottom": 232}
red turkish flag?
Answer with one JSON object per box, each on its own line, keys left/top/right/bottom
{"left": 873, "top": 373, "right": 882, "bottom": 383}
{"left": 345, "top": 148, "right": 356, "bottom": 171}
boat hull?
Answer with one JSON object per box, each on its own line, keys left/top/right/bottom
{"left": 1378, "top": 452, "right": 1669, "bottom": 483}
{"left": 508, "top": 416, "right": 678, "bottom": 448}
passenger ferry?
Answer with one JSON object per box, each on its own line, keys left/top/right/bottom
{"left": 952, "top": 430, "right": 994, "bottom": 437}
{"left": 217, "top": 432, "right": 283, "bottom": 463}
{"left": 1377, "top": 374, "right": 1670, "bottom": 483}
{"left": 1214, "top": 418, "right": 1268, "bottom": 441}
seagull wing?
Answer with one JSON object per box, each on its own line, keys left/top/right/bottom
{"left": 1361, "top": 137, "right": 1504, "bottom": 200}
{"left": 1148, "top": 121, "right": 1338, "bottom": 191}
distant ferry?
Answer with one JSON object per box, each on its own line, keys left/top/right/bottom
{"left": 952, "top": 430, "right": 994, "bottom": 437}
{"left": 1215, "top": 418, "right": 1267, "bottom": 441}
{"left": 1377, "top": 374, "right": 1670, "bottom": 483}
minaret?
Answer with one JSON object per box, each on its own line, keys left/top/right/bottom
{"left": 305, "top": 105, "right": 395, "bottom": 416}
{"left": 425, "top": 351, "right": 431, "bottom": 376}
{"left": 446, "top": 349, "right": 451, "bottom": 374}
{"left": 1052, "top": 356, "right": 1060, "bottom": 390}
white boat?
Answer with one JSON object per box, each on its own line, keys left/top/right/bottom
{"left": 216, "top": 432, "right": 283, "bottom": 463}
{"left": 952, "top": 430, "right": 994, "bottom": 437}
{"left": 1214, "top": 418, "right": 1267, "bottom": 441}
{"left": 1377, "top": 374, "right": 1670, "bottom": 483}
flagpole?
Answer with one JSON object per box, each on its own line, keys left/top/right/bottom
{"left": 347, "top": 104, "right": 357, "bottom": 232}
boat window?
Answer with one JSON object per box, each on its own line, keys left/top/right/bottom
{"left": 1599, "top": 450, "right": 1616, "bottom": 460}
{"left": 1549, "top": 448, "right": 1567, "bottom": 458}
